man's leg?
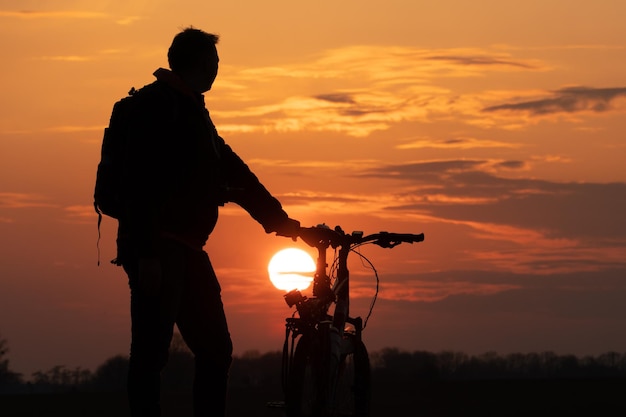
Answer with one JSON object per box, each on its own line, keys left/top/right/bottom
{"left": 124, "top": 243, "right": 186, "bottom": 417}
{"left": 176, "top": 250, "right": 233, "bottom": 417}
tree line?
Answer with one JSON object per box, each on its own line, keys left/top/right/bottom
{"left": 2, "top": 334, "right": 625, "bottom": 394}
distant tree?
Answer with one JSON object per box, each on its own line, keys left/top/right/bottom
{"left": 91, "top": 355, "right": 128, "bottom": 391}
{"left": 0, "top": 334, "right": 22, "bottom": 388}
{"left": 162, "top": 332, "right": 194, "bottom": 391}
{"left": 437, "top": 350, "right": 468, "bottom": 377}
{"left": 169, "top": 330, "right": 192, "bottom": 355}
{"left": 229, "top": 350, "right": 282, "bottom": 387}
{"left": 374, "top": 348, "right": 432, "bottom": 383}
{"left": 29, "top": 364, "right": 91, "bottom": 392}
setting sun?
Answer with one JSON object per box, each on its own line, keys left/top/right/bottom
{"left": 268, "top": 248, "right": 316, "bottom": 291}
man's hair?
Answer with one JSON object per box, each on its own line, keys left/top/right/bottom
{"left": 167, "top": 27, "right": 219, "bottom": 73}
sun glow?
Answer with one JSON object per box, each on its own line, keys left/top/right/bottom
{"left": 268, "top": 248, "right": 316, "bottom": 291}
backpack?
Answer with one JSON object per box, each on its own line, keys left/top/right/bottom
{"left": 94, "top": 87, "right": 146, "bottom": 264}
{"left": 94, "top": 87, "right": 139, "bottom": 222}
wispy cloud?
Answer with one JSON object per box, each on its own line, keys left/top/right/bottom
{"left": 115, "top": 16, "right": 143, "bottom": 25}
{"left": 253, "top": 158, "right": 625, "bottom": 276}
{"left": 348, "top": 159, "right": 626, "bottom": 274}
{"left": 61, "top": 205, "right": 97, "bottom": 225}
{"left": 34, "top": 47, "right": 131, "bottom": 64}
{"left": 213, "top": 46, "right": 548, "bottom": 137}
{"left": 0, "top": 10, "right": 107, "bottom": 19}
{"left": 483, "top": 86, "right": 626, "bottom": 115}
{"left": 0, "top": 192, "right": 55, "bottom": 209}
{"left": 46, "top": 125, "right": 104, "bottom": 133}
{"left": 362, "top": 159, "right": 626, "bottom": 240}
{"left": 352, "top": 276, "right": 520, "bottom": 303}
{"left": 425, "top": 55, "right": 537, "bottom": 69}
{"left": 211, "top": 44, "right": 626, "bottom": 135}
{"left": 64, "top": 205, "right": 95, "bottom": 218}
{"left": 395, "top": 136, "right": 522, "bottom": 150}
{"left": 38, "top": 55, "right": 92, "bottom": 62}
{"left": 0, "top": 9, "right": 142, "bottom": 25}
{"left": 1, "top": 125, "right": 104, "bottom": 135}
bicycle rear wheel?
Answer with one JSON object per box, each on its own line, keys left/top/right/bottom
{"left": 287, "top": 332, "right": 370, "bottom": 417}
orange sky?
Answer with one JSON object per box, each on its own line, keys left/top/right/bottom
{"left": 1, "top": 0, "right": 625, "bottom": 378}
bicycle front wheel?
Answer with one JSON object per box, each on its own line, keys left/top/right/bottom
{"left": 287, "top": 332, "right": 370, "bottom": 417}
{"left": 331, "top": 334, "right": 370, "bottom": 417}
{"left": 286, "top": 333, "right": 323, "bottom": 417}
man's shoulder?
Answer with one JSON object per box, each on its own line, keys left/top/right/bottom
{"left": 127, "top": 80, "right": 174, "bottom": 102}
{"left": 114, "top": 80, "right": 179, "bottom": 118}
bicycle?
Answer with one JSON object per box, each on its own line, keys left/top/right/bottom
{"left": 277, "top": 224, "right": 425, "bottom": 417}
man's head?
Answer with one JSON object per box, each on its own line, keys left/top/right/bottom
{"left": 168, "top": 27, "right": 220, "bottom": 93}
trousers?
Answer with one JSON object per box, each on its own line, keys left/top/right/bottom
{"left": 122, "top": 239, "right": 233, "bottom": 417}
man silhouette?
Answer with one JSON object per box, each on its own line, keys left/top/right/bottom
{"left": 112, "top": 27, "right": 300, "bottom": 416}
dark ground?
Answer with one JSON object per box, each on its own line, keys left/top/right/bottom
{"left": 1, "top": 378, "right": 625, "bottom": 416}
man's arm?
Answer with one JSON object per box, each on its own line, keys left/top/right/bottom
{"left": 217, "top": 137, "right": 299, "bottom": 236}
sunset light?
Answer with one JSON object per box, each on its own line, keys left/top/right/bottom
{"left": 0, "top": 0, "right": 625, "bottom": 385}
{"left": 268, "top": 248, "right": 316, "bottom": 291}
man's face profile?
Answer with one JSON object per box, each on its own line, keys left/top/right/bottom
{"left": 201, "top": 44, "right": 219, "bottom": 92}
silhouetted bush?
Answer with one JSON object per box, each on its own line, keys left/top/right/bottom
{"left": 0, "top": 335, "right": 23, "bottom": 393}
{"left": 9, "top": 346, "right": 626, "bottom": 394}
{"left": 90, "top": 355, "right": 127, "bottom": 391}
{"left": 229, "top": 350, "right": 282, "bottom": 387}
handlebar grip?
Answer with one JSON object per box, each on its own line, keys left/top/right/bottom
{"left": 374, "top": 232, "right": 424, "bottom": 248}
{"left": 406, "top": 233, "right": 425, "bottom": 243}
{"left": 297, "top": 225, "right": 341, "bottom": 247}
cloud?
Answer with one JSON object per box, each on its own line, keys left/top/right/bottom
{"left": 213, "top": 45, "right": 548, "bottom": 137}
{"left": 0, "top": 192, "right": 55, "bottom": 209}
{"left": 358, "top": 267, "right": 626, "bottom": 304}
{"left": 37, "top": 55, "right": 92, "bottom": 62}
{"left": 351, "top": 274, "right": 521, "bottom": 303}
{"left": 0, "top": 9, "right": 142, "bottom": 25}
{"left": 256, "top": 158, "right": 625, "bottom": 269}
{"left": 46, "top": 125, "right": 104, "bottom": 133}
{"left": 64, "top": 205, "right": 96, "bottom": 223}
{"left": 408, "top": 268, "right": 626, "bottom": 317}
{"left": 314, "top": 93, "right": 357, "bottom": 104}
{"left": 33, "top": 47, "right": 131, "bottom": 65}
{"left": 483, "top": 86, "right": 626, "bottom": 115}
{"left": 0, "top": 10, "right": 107, "bottom": 19}
{"left": 1, "top": 124, "right": 105, "bottom": 135}
{"left": 362, "top": 160, "right": 626, "bottom": 240}
{"left": 366, "top": 268, "right": 626, "bottom": 355}
{"left": 319, "top": 159, "right": 626, "bottom": 276}
{"left": 223, "top": 189, "right": 390, "bottom": 219}
{"left": 395, "top": 136, "right": 522, "bottom": 150}
{"left": 115, "top": 16, "right": 143, "bottom": 25}
{"left": 215, "top": 89, "right": 441, "bottom": 137}
{"left": 212, "top": 44, "right": 626, "bottom": 135}
{"left": 425, "top": 55, "right": 537, "bottom": 69}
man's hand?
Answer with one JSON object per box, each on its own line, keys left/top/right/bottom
{"left": 274, "top": 217, "right": 301, "bottom": 241}
{"left": 138, "top": 258, "right": 162, "bottom": 296}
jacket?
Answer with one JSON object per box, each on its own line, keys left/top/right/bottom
{"left": 117, "top": 68, "right": 290, "bottom": 258}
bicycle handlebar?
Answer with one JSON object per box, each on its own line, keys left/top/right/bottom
{"left": 296, "top": 224, "right": 424, "bottom": 249}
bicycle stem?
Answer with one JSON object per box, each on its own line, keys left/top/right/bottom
{"left": 312, "top": 243, "right": 333, "bottom": 302}
{"left": 332, "top": 244, "right": 350, "bottom": 338}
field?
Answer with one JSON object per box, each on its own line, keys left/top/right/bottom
{"left": 1, "top": 378, "right": 625, "bottom": 417}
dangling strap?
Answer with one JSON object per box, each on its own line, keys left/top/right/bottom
{"left": 95, "top": 202, "right": 102, "bottom": 266}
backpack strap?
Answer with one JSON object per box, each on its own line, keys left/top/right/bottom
{"left": 95, "top": 202, "right": 103, "bottom": 266}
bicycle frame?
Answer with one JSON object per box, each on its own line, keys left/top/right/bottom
{"left": 280, "top": 225, "right": 424, "bottom": 417}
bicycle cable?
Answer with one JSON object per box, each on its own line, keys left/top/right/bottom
{"left": 350, "top": 243, "right": 380, "bottom": 330}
